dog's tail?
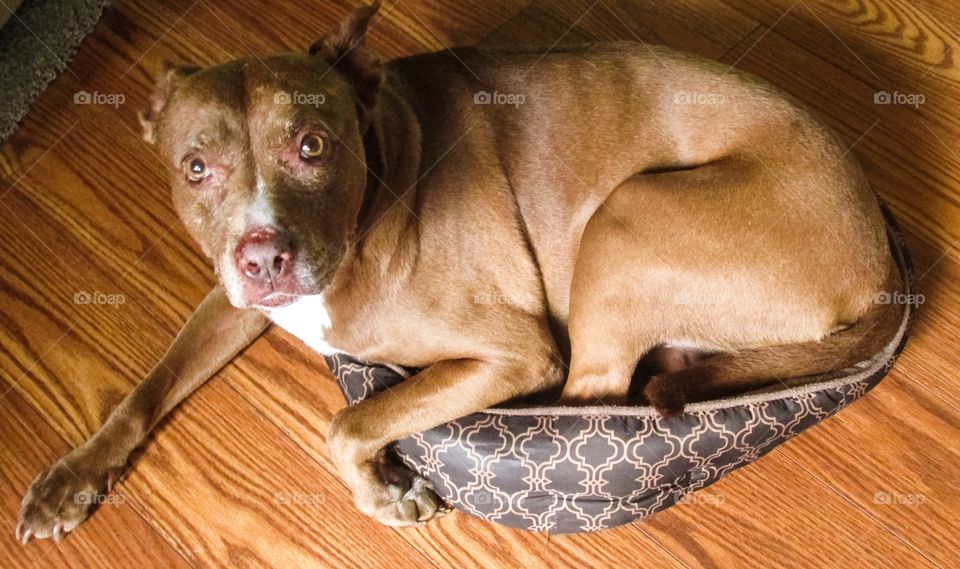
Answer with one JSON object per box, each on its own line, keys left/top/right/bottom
{"left": 645, "top": 262, "right": 905, "bottom": 416}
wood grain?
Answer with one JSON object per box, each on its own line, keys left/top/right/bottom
{"left": 0, "top": 385, "right": 192, "bottom": 569}
{"left": 641, "top": 449, "right": 938, "bottom": 568}
{"left": 1, "top": 0, "right": 958, "bottom": 567}
{"left": 536, "top": 0, "right": 760, "bottom": 60}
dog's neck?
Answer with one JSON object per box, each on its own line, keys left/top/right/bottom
{"left": 331, "top": 84, "right": 424, "bottom": 294}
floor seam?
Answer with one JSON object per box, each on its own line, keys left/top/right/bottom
{"left": 222, "top": 363, "right": 445, "bottom": 569}
{"left": 782, "top": 453, "right": 943, "bottom": 568}
{"left": 0, "top": 376, "right": 202, "bottom": 569}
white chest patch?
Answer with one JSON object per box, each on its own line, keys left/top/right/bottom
{"left": 266, "top": 295, "right": 341, "bottom": 355}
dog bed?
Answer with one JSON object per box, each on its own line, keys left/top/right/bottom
{"left": 325, "top": 203, "right": 915, "bottom": 533}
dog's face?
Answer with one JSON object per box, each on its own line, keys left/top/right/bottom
{"left": 140, "top": 3, "right": 382, "bottom": 309}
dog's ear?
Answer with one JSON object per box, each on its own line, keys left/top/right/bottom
{"left": 139, "top": 62, "right": 200, "bottom": 144}
{"left": 309, "top": 1, "right": 383, "bottom": 124}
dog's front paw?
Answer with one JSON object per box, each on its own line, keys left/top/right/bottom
{"left": 16, "top": 454, "right": 120, "bottom": 544}
{"left": 355, "top": 461, "right": 444, "bottom": 527}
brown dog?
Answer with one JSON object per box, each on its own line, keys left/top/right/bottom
{"left": 17, "top": 0, "right": 900, "bottom": 541}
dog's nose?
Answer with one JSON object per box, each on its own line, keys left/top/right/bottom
{"left": 235, "top": 228, "right": 294, "bottom": 282}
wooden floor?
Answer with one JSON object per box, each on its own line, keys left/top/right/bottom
{"left": 1, "top": 0, "right": 958, "bottom": 567}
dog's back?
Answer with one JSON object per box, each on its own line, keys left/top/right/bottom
{"left": 386, "top": 43, "right": 889, "bottom": 339}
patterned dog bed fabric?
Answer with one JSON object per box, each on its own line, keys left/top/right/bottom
{"left": 325, "top": 204, "right": 915, "bottom": 533}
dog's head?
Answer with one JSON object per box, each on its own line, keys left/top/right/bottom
{"left": 140, "top": 2, "right": 383, "bottom": 308}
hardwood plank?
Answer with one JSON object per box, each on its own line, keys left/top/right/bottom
{"left": 775, "top": 369, "right": 960, "bottom": 567}
{"left": 640, "top": 450, "right": 937, "bottom": 568}
{"left": 887, "top": 235, "right": 960, "bottom": 411}
{"left": 0, "top": 171, "right": 200, "bottom": 442}
{"left": 479, "top": 2, "right": 597, "bottom": 49}
{"left": 0, "top": 385, "right": 193, "bottom": 569}
{"left": 379, "top": 0, "right": 531, "bottom": 52}
{"left": 536, "top": 0, "right": 760, "bottom": 60}
{"left": 98, "top": 0, "right": 530, "bottom": 86}
{"left": 120, "top": 377, "right": 432, "bottom": 569}
{"left": 723, "top": 0, "right": 960, "bottom": 85}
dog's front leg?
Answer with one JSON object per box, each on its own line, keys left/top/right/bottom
{"left": 328, "top": 356, "right": 561, "bottom": 526}
{"left": 16, "top": 286, "right": 269, "bottom": 543}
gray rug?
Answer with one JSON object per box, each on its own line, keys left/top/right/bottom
{"left": 0, "top": 0, "right": 108, "bottom": 142}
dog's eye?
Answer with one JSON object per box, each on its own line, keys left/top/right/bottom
{"left": 185, "top": 157, "right": 209, "bottom": 183}
{"left": 299, "top": 134, "right": 325, "bottom": 160}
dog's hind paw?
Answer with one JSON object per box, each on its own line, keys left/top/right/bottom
{"left": 644, "top": 375, "right": 687, "bottom": 417}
